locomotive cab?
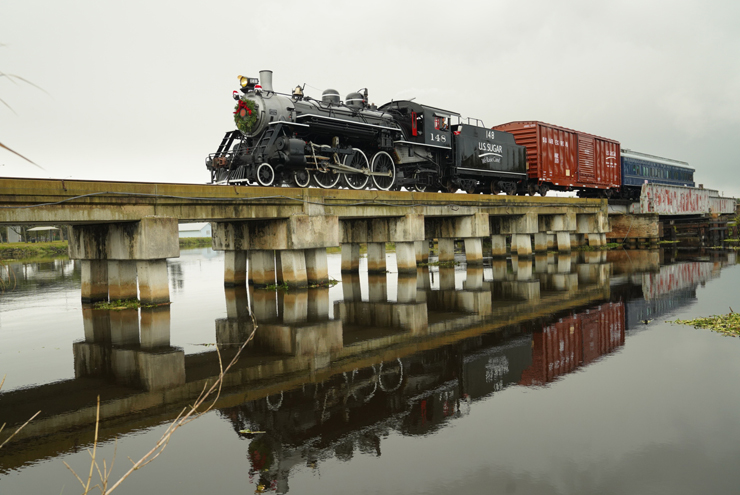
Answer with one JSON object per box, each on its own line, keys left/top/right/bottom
{"left": 380, "top": 101, "right": 454, "bottom": 148}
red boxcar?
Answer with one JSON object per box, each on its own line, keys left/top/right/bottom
{"left": 492, "top": 121, "right": 621, "bottom": 195}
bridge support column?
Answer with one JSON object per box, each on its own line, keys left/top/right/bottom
{"left": 415, "top": 241, "right": 430, "bottom": 264}
{"left": 279, "top": 291, "right": 308, "bottom": 324}
{"left": 368, "top": 273, "right": 388, "bottom": 302}
{"left": 81, "top": 260, "right": 109, "bottom": 303}
{"left": 251, "top": 289, "right": 278, "bottom": 322}
{"left": 140, "top": 306, "right": 171, "bottom": 348}
{"left": 110, "top": 308, "right": 140, "bottom": 345}
{"left": 547, "top": 234, "right": 556, "bottom": 250}
{"left": 342, "top": 272, "right": 362, "bottom": 301}
{"left": 510, "top": 281, "right": 541, "bottom": 301}
{"left": 463, "top": 238, "right": 484, "bottom": 265}
{"left": 82, "top": 306, "right": 111, "bottom": 343}
{"left": 516, "top": 258, "right": 533, "bottom": 280}
{"left": 249, "top": 250, "right": 277, "bottom": 288}
{"left": 341, "top": 243, "right": 360, "bottom": 272}
{"left": 213, "top": 215, "right": 339, "bottom": 285}
{"left": 217, "top": 287, "right": 253, "bottom": 348}
{"left": 557, "top": 253, "right": 572, "bottom": 274}
{"left": 491, "top": 259, "right": 507, "bottom": 280}
{"left": 491, "top": 235, "right": 508, "bottom": 258}
{"left": 438, "top": 238, "right": 455, "bottom": 263}
{"left": 137, "top": 260, "right": 170, "bottom": 305}
{"left": 439, "top": 267, "right": 456, "bottom": 291}
{"left": 513, "top": 234, "right": 532, "bottom": 257}
{"left": 533, "top": 233, "right": 548, "bottom": 253}
{"left": 464, "top": 266, "right": 484, "bottom": 290}
{"left": 587, "top": 233, "right": 604, "bottom": 247}
{"left": 307, "top": 287, "right": 330, "bottom": 320}
{"left": 416, "top": 266, "right": 431, "bottom": 292}
{"left": 396, "top": 242, "right": 417, "bottom": 273}
{"left": 276, "top": 250, "right": 308, "bottom": 288}
{"left": 571, "top": 233, "right": 582, "bottom": 248}
{"left": 397, "top": 273, "right": 418, "bottom": 303}
{"left": 108, "top": 261, "right": 137, "bottom": 300}
{"left": 367, "top": 243, "right": 386, "bottom": 273}
{"left": 534, "top": 254, "right": 548, "bottom": 273}
{"left": 69, "top": 217, "right": 179, "bottom": 304}
{"left": 305, "top": 248, "right": 329, "bottom": 285}
{"left": 556, "top": 232, "right": 572, "bottom": 252}
{"left": 224, "top": 251, "right": 248, "bottom": 287}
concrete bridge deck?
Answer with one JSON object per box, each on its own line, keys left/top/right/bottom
{"left": 0, "top": 177, "right": 606, "bottom": 223}
{"left": 1, "top": 177, "right": 611, "bottom": 305}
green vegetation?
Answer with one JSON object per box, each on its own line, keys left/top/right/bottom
{"left": 671, "top": 311, "right": 740, "bottom": 337}
{"left": 573, "top": 243, "right": 620, "bottom": 252}
{"left": 263, "top": 282, "right": 291, "bottom": 291}
{"left": 309, "top": 278, "right": 339, "bottom": 288}
{"left": 179, "top": 237, "right": 212, "bottom": 248}
{"left": 419, "top": 260, "right": 457, "bottom": 267}
{"left": 262, "top": 278, "right": 339, "bottom": 291}
{"left": 0, "top": 241, "right": 68, "bottom": 260}
{"left": 93, "top": 299, "right": 170, "bottom": 310}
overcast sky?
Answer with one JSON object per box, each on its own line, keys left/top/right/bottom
{"left": 3, "top": 0, "right": 739, "bottom": 198}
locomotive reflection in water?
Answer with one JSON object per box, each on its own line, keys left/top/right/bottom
{"left": 219, "top": 288, "right": 627, "bottom": 492}
{"left": 1, "top": 250, "right": 736, "bottom": 493}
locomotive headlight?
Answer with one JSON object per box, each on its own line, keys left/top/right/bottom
{"left": 239, "top": 75, "right": 249, "bottom": 88}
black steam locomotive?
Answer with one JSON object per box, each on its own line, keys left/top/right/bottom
{"left": 206, "top": 70, "right": 527, "bottom": 194}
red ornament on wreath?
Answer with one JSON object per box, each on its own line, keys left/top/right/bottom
{"left": 234, "top": 98, "right": 258, "bottom": 134}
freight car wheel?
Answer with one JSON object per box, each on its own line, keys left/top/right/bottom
{"left": 490, "top": 182, "right": 501, "bottom": 195}
{"left": 342, "top": 149, "right": 370, "bottom": 190}
{"left": 371, "top": 152, "right": 396, "bottom": 191}
{"left": 313, "top": 168, "right": 340, "bottom": 189}
{"left": 527, "top": 183, "right": 537, "bottom": 196}
{"left": 293, "top": 169, "right": 311, "bottom": 188}
{"left": 256, "top": 163, "right": 275, "bottom": 187}
{"left": 538, "top": 185, "right": 549, "bottom": 196}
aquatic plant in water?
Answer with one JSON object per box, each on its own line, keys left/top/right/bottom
{"left": 671, "top": 310, "right": 740, "bottom": 337}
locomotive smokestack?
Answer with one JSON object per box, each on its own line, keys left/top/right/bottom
{"left": 259, "top": 70, "right": 274, "bottom": 93}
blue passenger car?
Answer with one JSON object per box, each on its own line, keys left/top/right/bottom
{"left": 620, "top": 149, "right": 695, "bottom": 200}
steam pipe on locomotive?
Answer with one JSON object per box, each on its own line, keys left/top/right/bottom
{"left": 205, "top": 70, "right": 529, "bottom": 194}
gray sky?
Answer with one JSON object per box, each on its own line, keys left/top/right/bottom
{"left": 3, "top": 0, "right": 739, "bottom": 198}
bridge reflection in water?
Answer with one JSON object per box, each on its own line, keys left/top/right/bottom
{"left": 1, "top": 249, "right": 735, "bottom": 488}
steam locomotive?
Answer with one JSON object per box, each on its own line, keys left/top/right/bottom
{"left": 206, "top": 71, "right": 696, "bottom": 197}
{"left": 205, "top": 70, "right": 527, "bottom": 194}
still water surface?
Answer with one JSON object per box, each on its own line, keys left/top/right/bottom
{"left": 1, "top": 248, "right": 739, "bottom": 494}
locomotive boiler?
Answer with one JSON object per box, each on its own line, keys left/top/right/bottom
{"left": 206, "top": 70, "right": 528, "bottom": 193}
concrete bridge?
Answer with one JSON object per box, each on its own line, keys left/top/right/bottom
{"left": 0, "top": 177, "right": 609, "bottom": 303}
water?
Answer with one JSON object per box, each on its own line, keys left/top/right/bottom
{"left": 1, "top": 248, "right": 739, "bottom": 494}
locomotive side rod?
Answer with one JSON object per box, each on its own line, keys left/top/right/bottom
{"left": 302, "top": 158, "right": 391, "bottom": 177}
